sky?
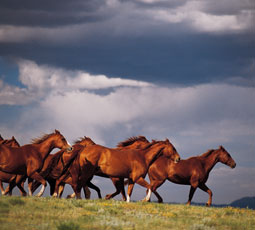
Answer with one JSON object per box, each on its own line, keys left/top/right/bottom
{"left": 0, "top": 0, "right": 254, "bottom": 204}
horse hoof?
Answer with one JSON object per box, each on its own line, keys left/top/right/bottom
{"left": 206, "top": 203, "right": 211, "bottom": 207}
{"left": 105, "top": 194, "right": 111, "bottom": 200}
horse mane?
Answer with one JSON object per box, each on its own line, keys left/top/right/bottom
{"left": 74, "top": 136, "right": 96, "bottom": 145}
{"left": 200, "top": 149, "right": 215, "bottom": 158}
{"left": 31, "top": 133, "right": 54, "bottom": 144}
{"left": 116, "top": 136, "right": 149, "bottom": 148}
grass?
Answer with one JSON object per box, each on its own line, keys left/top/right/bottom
{"left": 0, "top": 196, "right": 254, "bottom": 230}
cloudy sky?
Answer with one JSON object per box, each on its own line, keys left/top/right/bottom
{"left": 0, "top": 0, "right": 254, "bottom": 204}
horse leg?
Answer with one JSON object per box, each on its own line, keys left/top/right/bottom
{"left": 135, "top": 177, "right": 152, "bottom": 202}
{"left": 83, "top": 186, "right": 91, "bottom": 199}
{"left": 87, "top": 181, "right": 101, "bottom": 199}
{"left": 199, "top": 184, "right": 213, "bottom": 206}
{"left": 16, "top": 175, "right": 27, "bottom": 196}
{"left": 27, "top": 178, "right": 34, "bottom": 196}
{"left": 53, "top": 173, "right": 69, "bottom": 197}
{"left": 58, "top": 183, "right": 65, "bottom": 198}
{"left": 0, "top": 181, "right": 5, "bottom": 195}
{"left": 126, "top": 179, "right": 135, "bottom": 202}
{"left": 187, "top": 186, "right": 197, "bottom": 205}
{"left": 105, "top": 178, "right": 126, "bottom": 201}
{"left": 3, "top": 175, "right": 17, "bottom": 196}
{"left": 47, "top": 179, "right": 56, "bottom": 196}
{"left": 150, "top": 179, "right": 166, "bottom": 203}
{"left": 27, "top": 171, "right": 47, "bottom": 197}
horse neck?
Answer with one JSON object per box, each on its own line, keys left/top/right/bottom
{"left": 36, "top": 138, "right": 56, "bottom": 159}
{"left": 143, "top": 144, "right": 163, "bottom": 167}
{"left": 202, "top": 150, "right": 219, "bottom": 173}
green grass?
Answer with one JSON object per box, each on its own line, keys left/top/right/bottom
{"left": 0, "top": 196, "right": 254, "bottom": 230}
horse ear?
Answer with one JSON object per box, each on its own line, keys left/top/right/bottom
{"left": 55, "top": 129, "right": 60, "bottom": 134}
{"left": 219, "top": 145, "right": 224, "bottom": 150}
{"left": 12, "top": 136, "right": 15, "bottom": 139}
{"left": 165, "top": 138, "right": 170, "bottom": 143}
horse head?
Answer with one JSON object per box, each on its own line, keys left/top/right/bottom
{"left": 218, "top": 146, "right": 236, "bottom": 168}
{"left": 9, "top": 136, "right": 20, "bottom": 147}
{"left": 76, "top": 136, "right": 96, "bottom": 147}
{"left": 0, "top": 136, "right": 20, "bottom": 147}
{"left": 51, "top": 130, "right": 73, "bottom": 152}
{"left": 158, "top": 139, "right": 180, "bottom": 163}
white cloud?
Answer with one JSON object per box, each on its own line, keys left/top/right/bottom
{"left": 0, "top": 60, "right": 152, "bottom": 105}
{"left": 145, "top": 0, "right": 253, "bottom": 33}
{"left": 2, "top": 61, "right": 254, "bottom": 158}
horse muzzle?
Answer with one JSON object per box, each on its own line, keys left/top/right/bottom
{"left": 230, "top": 162, "right": 236, "bottom": 168}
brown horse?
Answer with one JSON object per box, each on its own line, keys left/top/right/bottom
{"left": 0, "top": 136, "right": 27, "bottom": 196}
{"left": 52, "top": 136, "right": 101, "bottom": 198}
{"left": 148, "top": 146, "right": 236, "bottom": 206}
{"left": 62, "top": 136, "right": 151, "bottom": 200}
{"left": 0, "top": 130, "right": 72, "bottom": 197}
{"left": 0, "top": 136, "right": 20, "bottom": 147}
{"left": 30, "top": 136, "right": 96, "bottom": 197}
{"left": 73, "top": 139, "right": 180, "bottom": 201}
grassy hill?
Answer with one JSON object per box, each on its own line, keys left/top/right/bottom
{"left": 0, "top": 196, "right": 254, "bottom": 230}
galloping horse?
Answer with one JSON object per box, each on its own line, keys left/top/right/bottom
{"left": 73, "top": 139, "right": 180, "bottom": 201}
{"left": 0, "top": 130, "right": 72, "bottom": 197}
{"left": 0, "top": 136, "right": 27, "bottom": 196}
{"left": 0, "top": 136, "right": 20, "bottom": 147}
{"left": 148, "top": 146, "right": 236, "bottom": 206}
{"left": 61, "top": 136, "right": 151, "bottom": 200}
{"left": 30, "top": 136, "right": 96, "bottom": 197}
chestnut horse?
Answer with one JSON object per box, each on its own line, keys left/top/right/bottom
{"left": 62, "top": 136, "right": 151, "bottom": 200}
{"left": 0, "top": 130, "right": 72, "bottom": 197}
{"left": 148, "top": 146, "right": 236, "bottom": 206}
{"left": 0, "top": 136, "right": 20, "bottom": 147}
{"left": 52, "top": 136, "right": 101, "bottom": 199}
{"left": 0, "top": 136, "right": 27, "bottom": 196}
{"left": 30, "top": 137, "right": 96, "bottom": 198}
{"left": 73, "top": 139, "right": 180, "bottom": 201}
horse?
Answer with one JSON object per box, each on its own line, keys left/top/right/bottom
{"left": 62, "top": 136, "right": 151, "bottom": 200}
{"left": 30, "top": 136, "right": 97, "bottom": 198}
{"left": 72, "top": 139, "right": 180, "bottom": 201}
{"left": 0, "top": 136, "right": 27, "bottom": 196}
{"left": 0, "top": 130, "right": 72, "bottom": 197}
{"left": 0, "top": 136, "right": 20, "bottom": 147}
{"left": 148, "top": 146, "right": 236, "bottom": 206}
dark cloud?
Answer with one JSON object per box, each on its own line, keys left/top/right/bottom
{"left": 1, "top": 33, "right": 254, "bottom": 87}
{"left": 120, "top": 0, "right": 188, "bottom": 9}
{"left": 0, "top": 0, "right": 109, "bottom": 27}
{"left": 202, "top": 0, "right": 255, "bottom": 16}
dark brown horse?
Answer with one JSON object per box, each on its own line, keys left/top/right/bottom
{"left": 0, "top": 130, "right": 72, "bottom": 197}
{"left": 62, "top": 136, "right": 151, "bottom": 200}
{"left": 148, "top": 146, "right": 236, "bottom": 206}
{"left": 0, "top": 136, "right": 27, "bottom": 196}
{"left": 73, "top": 139, "right": 180, "bottom": 201}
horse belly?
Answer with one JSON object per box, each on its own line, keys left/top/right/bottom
{"left": 0, "top": 171, "right": 15, "bottom": 181}
{"left": 99, "top": 163, "right": 130, "bottom": 178}
{"left": 168, "top": 173, "right": 191, "bottom": 185}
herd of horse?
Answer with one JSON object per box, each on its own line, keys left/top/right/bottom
{"left": 0, "top": 130, "right": 236, "bottom": 206}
